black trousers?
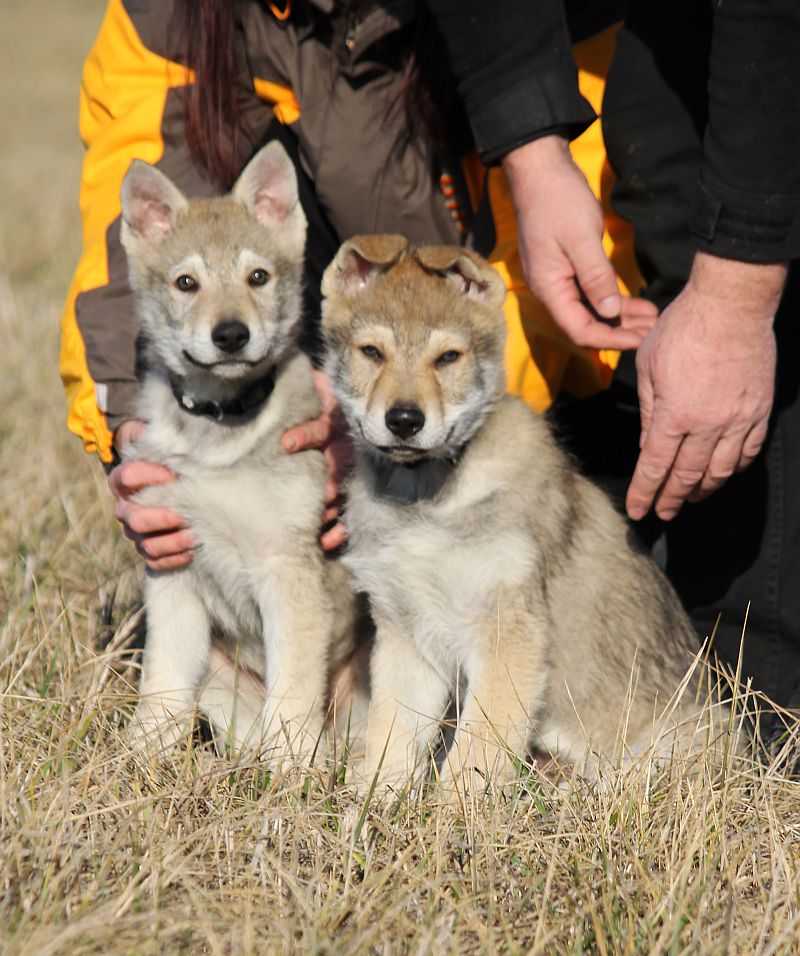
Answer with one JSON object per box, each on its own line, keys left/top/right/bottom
{"left": 553, "top": 2, "right": 800, "bottom": 709}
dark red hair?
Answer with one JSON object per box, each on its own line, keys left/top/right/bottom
{"left": 172, "top": 0, "right": 245, "bottom": 189}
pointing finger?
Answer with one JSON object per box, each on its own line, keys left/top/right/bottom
{"left": 626, "top": 416, "right": 683, "bottom": 520}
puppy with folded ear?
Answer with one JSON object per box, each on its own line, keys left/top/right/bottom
{"left": 322, "top": 235, "right": 721, "bottom": 792}
{"left": 119, "top": 143, "right": 362, "bottom": 762}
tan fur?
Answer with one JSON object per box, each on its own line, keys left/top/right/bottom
{"left": 322, "top": 237, "right": 727, "bottom": 793}
{"left": 119, "top": 144, "right": 365, "bottom": 763}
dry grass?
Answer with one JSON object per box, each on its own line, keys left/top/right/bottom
{"left": 2, "top": 4, "right": 800, "bottom": 954}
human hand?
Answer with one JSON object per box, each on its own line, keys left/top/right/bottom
{"left": 626, "top": 253, "right": 786, "bottom": 521}
{"left": 282, "top": 370, "right": 353, "bottom": 551}
{"left": 109, "top": 420, "right": 195, "bottom": 571}
{"left": 503, "top": 135, "right": 658, "bottom": 349}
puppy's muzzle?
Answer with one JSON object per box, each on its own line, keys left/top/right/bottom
{"left": 385, "top": 405, "right": 425, "bottom": 439}
{"left": 212, "top": 319, "right": 250, "bottom": 354}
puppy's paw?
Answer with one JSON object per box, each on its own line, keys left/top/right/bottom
{"left": 127, "top": 700, "right": 194, "bottom": 757}
{"left": 439, "top": 742, "right": 523, "bottom": 801}
{"left": 351, "top": 751, "right": 424, "bottom": 803}
{"left": 257, "top": 706, "right": 326, "bottom": 774}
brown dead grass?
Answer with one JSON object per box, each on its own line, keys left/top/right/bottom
{"left": 1, "top": 4, "right": 800, "bottom": 954}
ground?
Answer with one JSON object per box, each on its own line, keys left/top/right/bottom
{"left": 1, "top": 4, "right": 799, "bottom": 954}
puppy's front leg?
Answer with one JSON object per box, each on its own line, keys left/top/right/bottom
{"left": 130, "top": 569, "right": 211, "bottom": 754}
{"left": 256, "top": 559, "right": 330, "bottom": 765}
{"left": 364, "top": 617, "right": 450, "bottom": 792}
{"left": 442, "top": 598, "right": 549, "bottom": 793}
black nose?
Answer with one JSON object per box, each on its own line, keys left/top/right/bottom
{"left": 211, "top": 319, "right": 250, "bottom": 353}
{"left": 385, "top": 405, "right": 425, "bottom": 439}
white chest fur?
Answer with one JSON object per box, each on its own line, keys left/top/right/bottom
{"left": 345, "top": 474, "right": 537, "bottom": 682}
{"left": 129, "top": 358, "right": 326, "bottom": 654}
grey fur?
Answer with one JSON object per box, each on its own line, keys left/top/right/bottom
{"left": 321, "top": 237, "right": 727, "bottom": 792}
{"left": 120, "top": 143, "right": 360, "bottom": 760}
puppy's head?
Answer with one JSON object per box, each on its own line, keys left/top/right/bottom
{"left": 120, "top": 142, "right": 307, "bottom": 382}
{"left": 321, "top": 235, "right": 507, "bottom": 462}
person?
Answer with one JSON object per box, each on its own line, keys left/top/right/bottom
{"left": 61, "top": 0, "right": 800, "bottom": 714}
{"left": 432, "top": 0, "right": 800, "bottom": 716}
{"left": 63, "top": 0, "right": 650, "bottom": 554}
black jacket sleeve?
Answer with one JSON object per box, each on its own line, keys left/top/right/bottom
{"left": 425, "top": 0, "right": 596, "bottom": 164}
{"left": 691, "top": 0, "right": 800, "bottom": 262}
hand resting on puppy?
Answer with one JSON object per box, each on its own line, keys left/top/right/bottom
{"left": 110, "top": 369, "right": 352, "bottom": 568}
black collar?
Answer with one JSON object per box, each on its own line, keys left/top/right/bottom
{"left": 363, "top": 446, "right": 463, "bottom": 503}
{"left": 168, "top": 368, "right": 276, "bottom": 423}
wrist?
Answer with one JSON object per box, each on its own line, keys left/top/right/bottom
{"left": 502, "top": 134, "right": 571, "bottom": 181}
{"left": 687, "top": 252, "right": 787, "bottom": 324}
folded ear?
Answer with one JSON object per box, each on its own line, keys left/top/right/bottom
{"left": 321, "top": 234, "right": 409, "bottom": 298}
{"left": 414, "top": 246, "right": 506, "bottom": 310}
{"left": 233, "top": 141, "right": 306, "bottom": 240}
{"left": 120, "top": 160, "right": 188, "bottom": 245}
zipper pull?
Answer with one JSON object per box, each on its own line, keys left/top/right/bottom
{"left": 344, "top": 14, "right": 358, "bottom": 52}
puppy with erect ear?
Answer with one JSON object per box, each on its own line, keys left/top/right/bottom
{"left": 321, "top": 235, "right": 730, "bottom": 796}
{"left": 119, "top": 142, "right": 363, "bottom": 766}
{"left": 120, "top": 141, "right": 309, "bottom": 387}
{"left": 231, "top": 141, "right": 307, "bottom": 248}
{"left": 120, "top": 162, "right": 188, "bottom": 245}
{"left": 122, "top": 139, "right": 306, "bottom": 252}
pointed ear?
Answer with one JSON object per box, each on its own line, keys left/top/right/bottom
{"left": 233, "top": 141, "right": 306, "bottom": 235}
{"left": 321, "top": 234, "right": 408, "bottom": 298}
{"left": 120, "top": 160, "right": 188, "bottom": 244}
{"left": 414, "top": 246, "right": 506, "bottom": 309}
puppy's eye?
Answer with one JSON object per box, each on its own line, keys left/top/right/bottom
{"left": 248, "top": 269, "right": 270, "bottom": 287}
{"left": 175, "top": 274, "right": 198, "bottom": 293}
{"left": 360, "top": 345, "right": 384, "bottom": 363}
{"left": 436, "top": 350, "right": 461, "bottom": 367}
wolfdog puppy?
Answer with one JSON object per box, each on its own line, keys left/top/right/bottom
{"left": 321, "top": 234, "right": 723, "bottom": 791}
{"left": 119, "top": 143, "right": 358, "bottom": 761}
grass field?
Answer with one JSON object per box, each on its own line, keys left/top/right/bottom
{"left": 2, "top": 4, "right": 800, "bottom": 954}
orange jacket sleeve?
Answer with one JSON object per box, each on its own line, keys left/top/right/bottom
{"left": 60, "top": 0, "right": 293, "bottom": 460}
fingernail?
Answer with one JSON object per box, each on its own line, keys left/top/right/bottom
{"left": 628, "top": 506, "right": 645, "bottom": 521}
{"left": 598, "top": 295, "right": 621, "bottom": 318}
{"left": 658, "top": 509, "right": 677, "bottom": 521}
{"left": 282, "top": 435, "right": 297, "bottom": 452}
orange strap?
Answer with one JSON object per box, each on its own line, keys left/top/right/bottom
{"left": 268, "top": 1, "right": 292, "bottom": 21}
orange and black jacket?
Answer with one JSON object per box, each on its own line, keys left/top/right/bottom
{"left": 61, "top": 0, "right": 638, "bottom": 463}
